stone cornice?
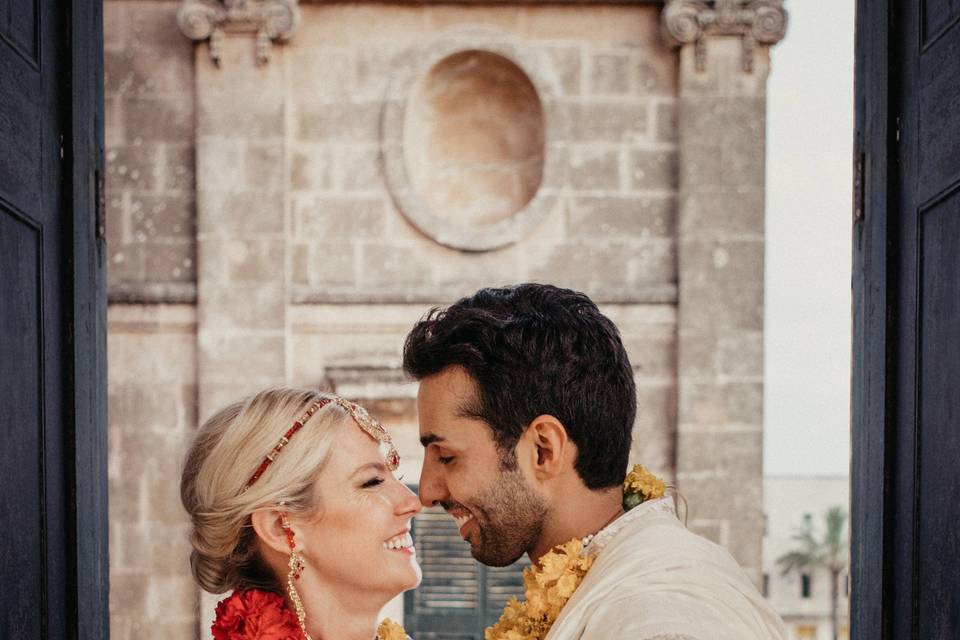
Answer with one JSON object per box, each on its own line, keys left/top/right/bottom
{"left": 177, "top": 0, "right": 300, "bottom": 66}
{"left": 662, "top": 0, "right": 787, "bottom": 71}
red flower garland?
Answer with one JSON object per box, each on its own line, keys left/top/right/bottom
{"left": 212, "top": 589, "right": 304, "bottom": 640}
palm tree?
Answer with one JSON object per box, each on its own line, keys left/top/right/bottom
{"left": 776, "top": 506, "right": 848, "bottom": 640}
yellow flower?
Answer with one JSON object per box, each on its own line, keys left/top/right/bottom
{"left": 377, "top": 618, "right": 406, "bottom": 640}
{"left": 623, "top": 464, "right": 666, "bottom": 504}
{"left": 485, "top": 537, "right": 595, "bottom": 640}
{"left": 487, "top": 463, "right": 661, "bottom": 640}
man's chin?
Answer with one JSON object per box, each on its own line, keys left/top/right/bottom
{"left": 470, "top": 532, "right": 527, "bottom": 567}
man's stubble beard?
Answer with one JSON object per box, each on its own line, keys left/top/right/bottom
{"left": 468, "top": 467, "right": 549, "bottom": 567}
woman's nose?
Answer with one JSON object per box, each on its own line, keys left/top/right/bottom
{"left": 396, "top": 482, "right": 423, "bottom": 516}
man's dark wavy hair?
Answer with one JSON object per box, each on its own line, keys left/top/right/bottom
{"left": 402, "top": 283, "right": 636, "bottom": 490}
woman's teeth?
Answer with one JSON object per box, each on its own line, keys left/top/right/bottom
{"left": 383, "top": 532, "right": 414, "bottom": 551}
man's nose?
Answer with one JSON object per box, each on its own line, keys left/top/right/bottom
{"left": 418, "top": 462, "right": 446, "bottom": 508}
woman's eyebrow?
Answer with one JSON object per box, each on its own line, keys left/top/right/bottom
{"left": 350, "top": 461, "right": 387, "bottom": 478}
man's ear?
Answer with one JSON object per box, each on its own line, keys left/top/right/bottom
{"left": 251, "top": 509, "right": 296, "bottom": 555}
{"left": 523, "top": 414, "right": 573, "bottom": 480}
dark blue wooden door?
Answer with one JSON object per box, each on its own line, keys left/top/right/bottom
{"left": 0, "top": 1, "right": 106, "bottom": 637}
{"left": 853, "top": 1, "right": 960, "bottom": 638}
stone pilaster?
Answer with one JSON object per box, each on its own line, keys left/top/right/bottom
{"left": 664, "top": 0, "right": 786, "bottom": 586}
{"left": 186, "top": 12, "right": 294, "bottom": 628}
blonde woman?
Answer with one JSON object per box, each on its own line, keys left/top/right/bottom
{"left": 181, "top": 388, "right": 421, "bottom": 640}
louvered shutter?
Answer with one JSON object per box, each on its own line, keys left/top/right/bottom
{"left": 404, "top": 499, "right": 530, "bottom": 638}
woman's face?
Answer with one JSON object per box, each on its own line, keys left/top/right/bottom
{"left": 295, "top": 421, "right": 422, "bottom": 599}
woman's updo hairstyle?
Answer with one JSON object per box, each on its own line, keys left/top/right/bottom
{"left": 180, "top": 387, "right": 347, "bottom": 594}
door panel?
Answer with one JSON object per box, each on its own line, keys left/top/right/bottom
{"left": 854, "top": 1, "right": 960, "bottom": 638}
{"left": 0, "top": 0, "right": 106, "bottom": 636}
{"left": 916, "top": 187, "right": 960, "bottom": 639}
{"left": 0, "top": 204, "right": 45, "bottom": 638}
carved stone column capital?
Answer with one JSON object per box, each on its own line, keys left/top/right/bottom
{"left": 662, "top": 0, "right": 787, "bottom": 72}
{"left": 177, "top": 0, "right": 301, "bottom": 66}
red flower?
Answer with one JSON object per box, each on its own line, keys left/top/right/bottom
{"left": 212, "top": 589, "right": 303, "bottom": 640}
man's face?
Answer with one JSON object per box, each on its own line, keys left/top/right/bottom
{"left": 416, "top": 366, "right": 548, "bottom": 566}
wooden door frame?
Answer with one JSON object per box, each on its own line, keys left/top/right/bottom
{"left": 64, "top": 1, "right": 108, "bottom": 636}
{"left": 851, "top": 0, "right": 894, "bottom": 638}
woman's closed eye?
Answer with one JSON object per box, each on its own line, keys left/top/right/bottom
{"left": 437, "top": 455, "right": 454, "bottom": 465}
{"left": 361, "top": 476, "right": 385, "bottom": 488}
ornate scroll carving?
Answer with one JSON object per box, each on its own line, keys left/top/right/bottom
{"left": 177, "top": 0, "right": 300, "bottom": 66}
{"left": 662, "top": 0, "right": 787, "bottom": 72}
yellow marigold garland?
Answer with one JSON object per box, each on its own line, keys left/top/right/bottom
{"left": 623, "top": 463, "right": 666, "bottom": 509}
{"left": 377, "top": 618, "right": 407, "bottom": 640}
{"left": 484, "top": 465, "right": 665, "bottom": 640}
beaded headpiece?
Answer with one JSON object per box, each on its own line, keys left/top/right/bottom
{"left": 241, "top": 395, "right": 400, "bottom": 493}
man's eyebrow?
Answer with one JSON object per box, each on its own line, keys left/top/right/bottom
{"left": 420, "top": 433, "right": 445, "bottom": 447}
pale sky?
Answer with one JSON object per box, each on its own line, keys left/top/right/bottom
{"left": 764, "top": 0, "right": 855, "bottom": 476}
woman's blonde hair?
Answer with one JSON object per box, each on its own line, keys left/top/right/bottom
{"left": 180, "top": 387, "right": 347, "bottom": 594}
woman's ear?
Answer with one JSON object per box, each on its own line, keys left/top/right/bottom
{"left": 251, "top": 509, "right": 296, "bottom": 555}
{"left": 523, "top": 414, "right": 573, "bottom": 480}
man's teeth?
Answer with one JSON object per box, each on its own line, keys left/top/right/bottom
{"left": 383, "top": 532, "right": 414, "bottom": 550}
{"left": 454, "top": 514, "right": 474, "bottom": 529}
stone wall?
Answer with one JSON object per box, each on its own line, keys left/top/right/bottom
{"left": 107, "top": 304, "right": 197, "bottom": 637}
{"left": 104, "top": 0, "right": 196, "bottom": 302}
{"left": 103, "top": 0, "right": 781, "bottom": 636}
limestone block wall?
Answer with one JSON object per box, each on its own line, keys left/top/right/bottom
{"left": 104, "top": 0, "right": 196, "bottom": 302}
{"left": 288, "top": 5, "right": 678, "bottom": 302}
{"left": 102, "top": 0, "right": 782, "bottom": 636}
{"left": 107, "top": 304, "right": 197, "bottom": 637}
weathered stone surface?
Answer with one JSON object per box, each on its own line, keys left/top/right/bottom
{"left": 129, "top": 193, "right": 194, "bottom": 240}
{"left": 632, "top": 382, "right": 677, "bottom": 453}
{"left": 679, "top": 38, "right": 770, "bottom": 98}
{"left": 299, "top": 242, "right": 357, "bottom": 286}
{"left": 107, "top": 145, "right": 160, "bottom": 191}
{"left": 679, "top": 188, "right": 764, "bottom": 238}
{"left": 104, "top": 45, "right": 192, "bottom": 97}
{"left": 224, "top": 238, "right": 284, "bottom": 283}
{"left": 123, "top": 96, "right": 193, "bottom": 142}
{"left": 198, "top": 284, "right": 285, "bottom": 331}
{"left": 212, "top": 191, "right": 284, "bottom": 235}
{"left": 528, "top": 239, "right": 674, "bottom": 289}
{"left": 162, "top": 144, "right": 194, "bottom": 192}
{"left": 244, "top": 142, "right": 285, "bottom": 193}
{"left": 567, "top": 147, "right": 621, "bottom": 191}
{"left": 636, "top": 55, "right": 678, "bottom": 96}
{"left": 655, "top": 101, "right": 677, "bottom": 143}
{"left": 567, "top": 195, "right": 674, "bottom": 238}
{"left": 629, "top": 149, "right": 677, "bottom": 191}
{"left": 680, "top": 97, "right": 765, "bottom": 188}
{"left": 360, "top": 243, "right": 431, "bottom": 286}
{"left": 198, "top": 333, "right": 286, "bottom": 383}
{"left": 296, "top": 196, "right": 386, "bottom": 237}
{"left": 679, "top": 380, "right": 763, "bottom": 427}
{"left": 544, "top": 45, "right": 581, "bottom": 96}
{"left": 296, "top": 101, "right": 381, "bottom": 142}
{"left": 339, "top": 145, "right": 383, "bottom": 193}
{"left": 589, "top": 52, "right": 630, "bottom": 95}
{"left": 291, "top": 145, "right": 335, "bottom": 192}
{"left": 558, "top": 101, "right": 650, "bottom": 143}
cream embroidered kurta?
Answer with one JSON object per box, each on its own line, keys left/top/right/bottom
{"left": 545, "top": 497, "right": 787, "bottom": 640}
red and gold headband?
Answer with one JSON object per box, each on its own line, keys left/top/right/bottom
{"left": 242, "top": 395, "right": 400, "bottom": 493}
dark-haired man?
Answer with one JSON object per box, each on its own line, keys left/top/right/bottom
{"left": 404, "top": 284, "right": 786, "bottom": 640}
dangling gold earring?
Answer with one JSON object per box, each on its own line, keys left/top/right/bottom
{"left": 280, "top": 514, "right": 312, "bottom": 640}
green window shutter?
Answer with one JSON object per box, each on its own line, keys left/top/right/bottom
{"left": 404, "top": 497, "right": 529, "bottom": 639}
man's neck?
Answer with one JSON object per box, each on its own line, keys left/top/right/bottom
{"left": 527, "top": 485, "right": 624, "bottom": 564}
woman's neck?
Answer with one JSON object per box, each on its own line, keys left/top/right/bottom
{"left": 288, "top": 576, "right": 386, "bottom": 640}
